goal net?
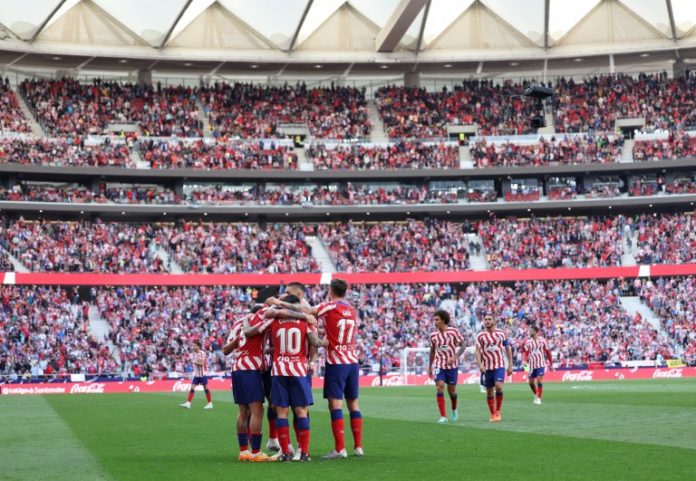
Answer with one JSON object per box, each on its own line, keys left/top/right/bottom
{"left": 399, "top": 346, "right": 478, "bottom": 386}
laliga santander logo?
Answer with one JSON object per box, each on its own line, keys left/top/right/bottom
{"left": 653, "top": 368, "right": 683, "bottom": 379}
{"left": 69, "top": 383, "right": 105, "bottom": 394}
{"left": 371, "top": 375, "right": 405, "bottom": 387}
{"left": 561, "top": 370, "right": 594, "bottom": 382}
{"left": 172, "top": 380, "right": 192, "bottom": 392}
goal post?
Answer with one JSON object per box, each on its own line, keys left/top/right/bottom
{"left": 400, "top": 346, "right": 478, "bottom": 386}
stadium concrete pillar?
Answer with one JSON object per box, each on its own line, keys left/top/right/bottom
{"left": 174, "top": 179, "right": 184, "bottom": 198}
{"left": 137, "top": 69, "right": 153, "bottom": 86}
{"left": 3, "top": 174, "right": 16, "bottom": 188}
{"left": 673, "top": 59, "right": 687, "bottom": 76}
{"left": 404, "top": 72, "right": 420, "bottom": 88}
{"left": 55, "top": 69, "right": 72, "bottom": 79}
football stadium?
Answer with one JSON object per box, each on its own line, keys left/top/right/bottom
{"left": 0, "top": 0, "right": 695, "bottom": 479}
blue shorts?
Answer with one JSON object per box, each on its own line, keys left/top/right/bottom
{"left": 306, "top": 373, "right": 314, "bottom": 406}
{"left": 232, "top": 370, "right": 265, "bottom": 405}
{"left": 191, "top": 376, "right": 208, "bottom": 386}
{"left": 529, "top": 367, "right": 545, "bottom": 379}
{"left": 271, "top": 376, "right": 313, "bottom": 408}
{"left": 262, "top": 369, "right": 272, "bottom": 400}
{"left": 323, "top": 363, "right": 360, "bottom": 400}
{"left": 482, "top": 368, "right": 506, "bottom": 388}
{"left": 434, "top": 367, "right": 459, "bottom": 385}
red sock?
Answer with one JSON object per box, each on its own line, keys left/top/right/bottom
{"left": 486, "top": 396, "right": 495, "bottom": 414}
{"left": 278, "top": 425, "right": 291, "bottom": 454}
{"left": 187, "top": 391, "right": 194, "bottom": 402}
{"left": 350, "top": 413, "right": 362, "bottom": 449}
{"left": 495, "top": 392, "right": 503, "bottom": 412}
{"left": 299, "top": 429, "right": 310, "bottom": 454}
{"left": 331, "top": 418, "right": 345, "bottom": 452}
{"left": 205, "top": 390, "right": 212, "bottom": 403}
{"left": 530, "top": 384, "right": 537, "bottom": 395}
{"left": 293, "top": 418, "right": 299, "bottom": 444}
{"left": 450, "top": 394, "right": 458, "bottom": 411}
{"left": 537, "top": 385, "right": 543, "bottom": 399}
{"left": 268, "top": 419, "right": 277, "bottom": 439}
{"left": 436, "top": 393, "right": 446, "bottom": 417}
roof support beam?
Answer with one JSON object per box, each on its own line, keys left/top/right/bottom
{"left": 5, "top": 52, "right": 29, "bottom": 69}
{"left": 376, "top": 0, "right": 428, "bottom": 52}
{"left": 665, "top": 0, "right": 678, "bottom": 41}
{"left": 543, "top": 0, "right": 550, "bottom": 49}
{"left": 160, "top": 0, "right": 194, "bottom": 49}
{"left": 288, "top": 0, "right": 314, "bottom": 52}
{"left": 30, "top": 0, "right": 68, "bottom": 43}
{"left": 75, "top": 56, "right": 96, "bottom": 70}
{"left": 415, "top": 0, "right": 431, "bottom": 54}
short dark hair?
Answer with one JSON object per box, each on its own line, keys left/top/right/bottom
{"left": 330, "top": 278, "right": 348, "bottom": 298}
{"left": 250, "top": 304, "right": 263, "bottom": 314}
{"left": 282, "top": 294, "right": 301, "bottom": 305}
{"left": 529, "top": 325, "right": 539, "bottom": 333}
{"left": 434, "top": 309, "right": 450, "bottom": 325}
{"left": 194, "top": 340, "right": 203, "bottom": 348}
{"left": 286, "top": 282, "right": 306, "bottom": 294}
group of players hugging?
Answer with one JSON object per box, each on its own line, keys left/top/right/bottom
{"left": 181, "top": 278, "right": 553, "bottom": 462}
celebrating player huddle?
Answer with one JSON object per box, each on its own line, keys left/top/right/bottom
{"left": 221, "top": 279, "right": 364, "bottom": 462}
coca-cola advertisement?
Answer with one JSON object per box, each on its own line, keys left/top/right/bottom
{"left": 2, "top": 368, "right": 695, "bottom": 396}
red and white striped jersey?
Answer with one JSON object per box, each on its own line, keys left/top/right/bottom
{"left": 317, "top": 300, "right": 359, "bottom": 365}
{"left": 524, "top": 338, "right": 550, "bottom": 370}
{"left": 258, "top": 317, "right": 315, "bottom": 377}
{"left": 429, "top": 327, "right": 464, "bottom": 369}
{"left": 476, "top": 329, "right": 509, "bottom": 370}
{"left": 228, "top": 314, "right": 265, "bottom": 372}
{"left": 192, "top": 350, "right": 207, "bottom": 377}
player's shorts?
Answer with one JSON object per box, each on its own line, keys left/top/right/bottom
{"left": 529, "top": 367, "right": 545, "bottom": 379}
{"left": 232, "top": 370, "right": 265, "bottom": 405}
{"left": 323, "top": 363, "right": 360, "bottom": 400}
{"left": 434, "top": 367, "right": 459, "bottom": 385}
{"left": 191, "top": 376, "right": 208, "bottom": 386}
{"left": 482, "top": 368, "right": 506, "bottom": 388}
{"left": 271, "top": 375, "right": 313, "bottom": 408}
{"left": 262, "top": 369, "right": 272, "bottom": 400}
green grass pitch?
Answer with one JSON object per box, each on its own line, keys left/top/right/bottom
{"left": 2, "top": 379, "right": 695, "bottom": 481}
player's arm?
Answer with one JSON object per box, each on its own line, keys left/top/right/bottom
{"left": 222, "top": 338, "right": 238, "bottom": 356}
{"left": 263, "top": 306, "right": 317, "bottom": 326}
{"left": 307, "top": 331, "right": 328, "bottom": 348}
{"left": 456, "top": 335, "right": 466, "bottom": 358}
{"left": 266, "top": 297, "right": 319, "bottom": 316}
{"left": 308, "top": 345, "right": 318, "bottom": 375}
{"left": 428, "top": 344, "right": 435, "bottom": 377}
{"left": 545, "top": 345, "right": 554, "bottom": 370}
{"left": 504, "top": 340, "right": 514, "bottom": 376}
{"left": 475, "top": 341, "right": 485, "bottom": 373}
{"left": 244, "top": 316, "right": 270, "bottom": 338}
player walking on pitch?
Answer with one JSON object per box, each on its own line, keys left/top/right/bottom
{"left": 523, "top": 325, "right": 553, "bottom": 405}
{"left": 179, "top": 341, "right": 213, "bottom": 410}
{"left": 475, "top": 316, "right": 513, "bottom": 422}
{"left": 428, "top": 310, "right": 466, "bottom": 424}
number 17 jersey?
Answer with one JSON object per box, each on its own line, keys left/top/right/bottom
{"left": 317, "top": 300, "right": 359, "bottom": 365}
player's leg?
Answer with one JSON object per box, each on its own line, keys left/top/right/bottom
{"left": 536, "top": 372, "right": 545, "bottom": 403}
{"left": 263, "top": 370, "right": 280, "bottom": 451}
{"left": 322, "top": 363, "right": 348, "bottom": 458}
{"left": 493, "top": 368, "right": 505, "bottom": 420}
{"left": 180, "top": 378, "right": 198, "bottom": 408}
{"left": 271, "top": 376, "right": 293, "bottom": 460}
{"left": 483, "top": 371, "right": 496, "bottom": 421}
{"left": 198, "top": 376, "right": 212, "bottom": 408}
{"left": 447, "top": 382, "right": 458, "bottom": 422}
{"left": 290, "top": 376, "right": 313, "bottom": 461}
{"left": 345, "top": 365, "right": 363, "bottom": 456}
{"left": 236, "top": 404, "right": 251, "bottom": 460}
{"left": 528, "top": 371, "right": 538, "bottom": 400}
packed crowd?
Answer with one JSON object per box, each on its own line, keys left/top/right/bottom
{"left": 0, "top": 183, "right": 179, "bottom": 204}
{"left": 160, "top": 222, "right": 318, "bottom": 273}
{"left": 95, "top": 286, "right": 250, "bottom": 378}
{"left": 478, "top": 216, "right": 625, "bottom": 269}
{"left": 637, "top": 276, "right": 696, "bottom": 365}
{"left": 316, "top": 220, "right": 474, "bottom": 272}
{"left": 0, "top": 138, "right": 133, "bottom": 167}
{"left": 632, "top": 132, "right": 696, "bottom": 161}
{"left": 308, "top": 141, "right": 459, "bottom": 170}
{"left": 20, "top": 78, "right": 202, "bottom": 136}
{"left": 554, "top": 72, "right": 696, "bottom": 133}
{"left": 631, "top": 213, "right": 696, "bottom": 265}
{"left": 0, "top": 80, "right": 31, "bottom": 133}
{"left": 138, "top": 139, "right": 297, "bottom": 170}
{"left": 0, "top": 286, "right": 117, "bottom": 379}
{"left": 470, "top": 134, "right": 623, "bottom": 167}
{"left": 200, "top": 82, "right": 371, "bottom": 139}
{"left": 0, "top": 218, "right": 166, "bottom": 272}
{"left": 375, "top": 81, "right": 538, "bottom": 139}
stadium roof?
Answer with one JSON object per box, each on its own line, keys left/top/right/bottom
{"left": 0, "top": 0, "right": 695, "bottom": 76}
